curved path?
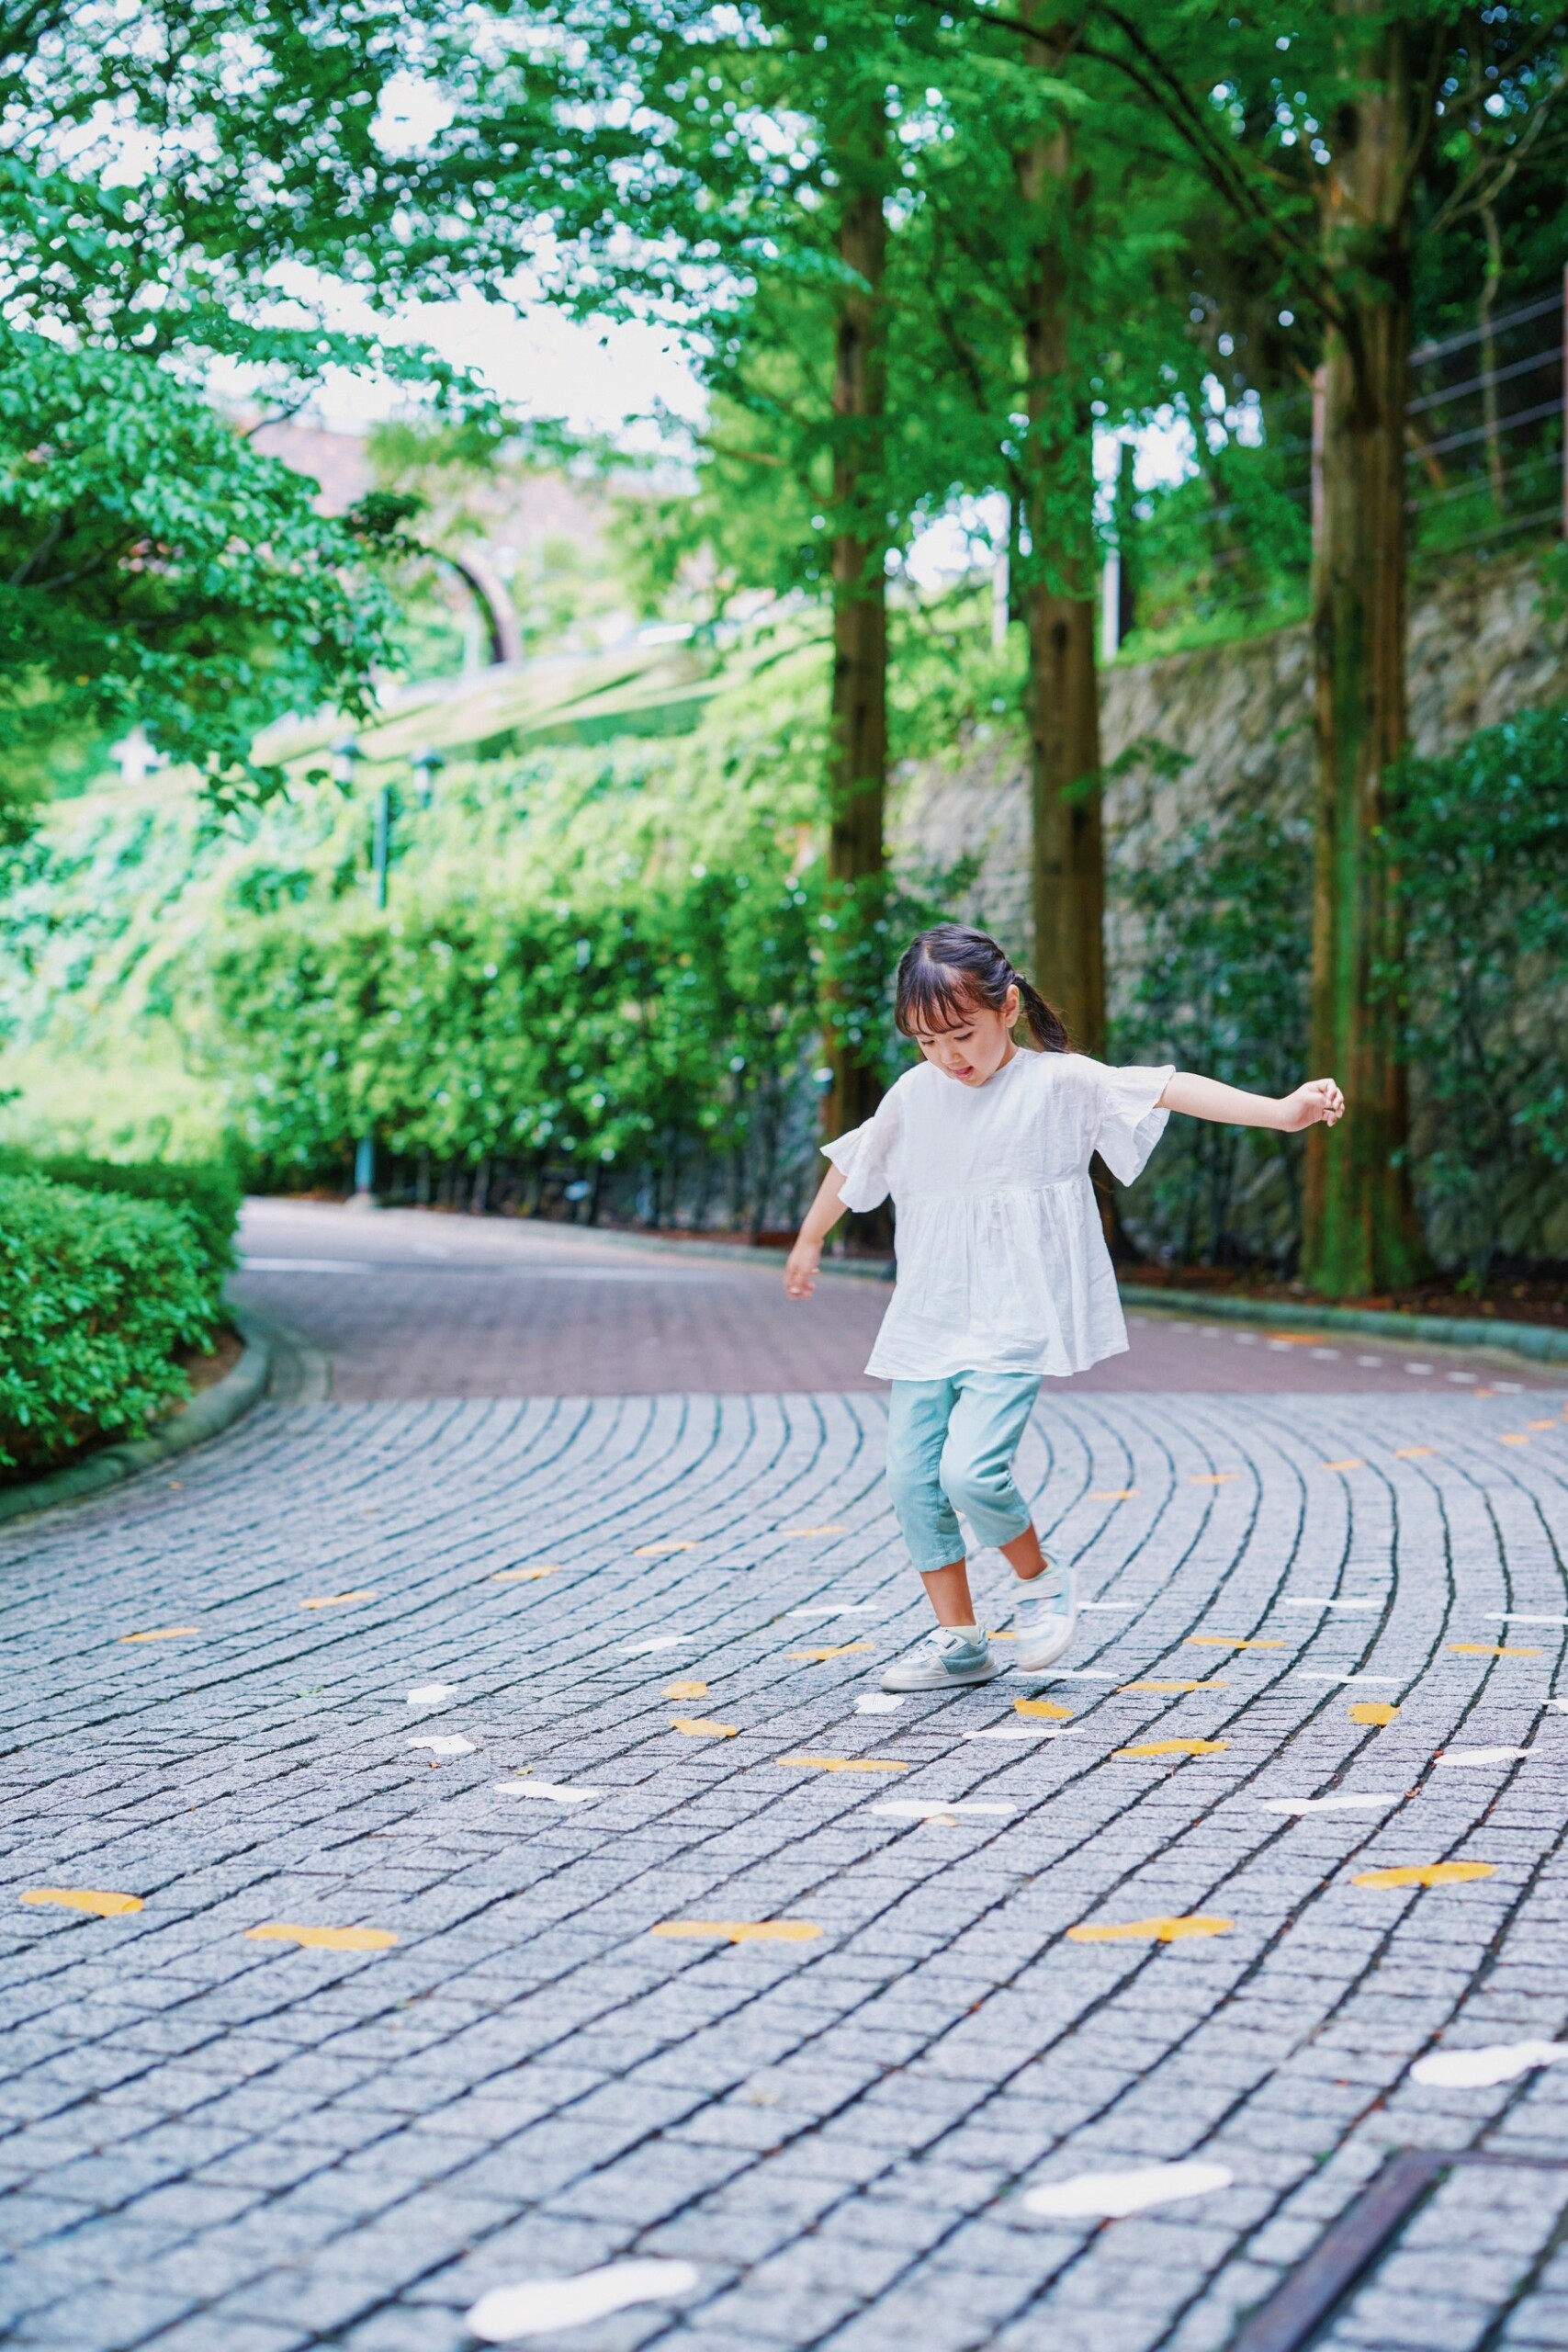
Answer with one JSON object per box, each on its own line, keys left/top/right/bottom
{"left": 233, "top": 1198, "right": 1553, "bottom": 1401}
{"left": 2, "top": 1206, "right": 1567, "bottom": 2352}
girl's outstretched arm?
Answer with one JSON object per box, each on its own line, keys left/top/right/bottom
{"left": 784, "top": 1163, "right": 849, "bottom": 1298}
{"left": 1158, "top": 1072, "right": 1345, "bottom": 1132}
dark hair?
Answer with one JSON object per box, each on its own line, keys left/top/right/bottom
{"left": 894, "top": 923, "right": 1069, "bottom": 1054}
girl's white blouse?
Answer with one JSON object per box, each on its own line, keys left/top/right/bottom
{"left": 825, "top": 1049, "right": 1173, "bottom": 1382}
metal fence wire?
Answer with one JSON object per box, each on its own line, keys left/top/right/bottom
{"left": 1118, "top": 277, "right": 1566, "bottom": 644}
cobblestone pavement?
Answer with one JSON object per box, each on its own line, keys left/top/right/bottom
{"left": 6, "top": 1378, "right": 1568, "bottom": 2352}
{"left": 233, "top": 1200, "right": 1560, "bottom": 1399}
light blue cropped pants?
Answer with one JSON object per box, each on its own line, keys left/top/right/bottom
{"left": 885, "top": 1371, "right": 1042, "bottom": 1577}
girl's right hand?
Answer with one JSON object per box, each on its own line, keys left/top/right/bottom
{"left": 1279, "top": 1077, "right": 1346, "bottom": 1130}
{"left": 784, "top": 1238, "right": 822, "bottom": 1299}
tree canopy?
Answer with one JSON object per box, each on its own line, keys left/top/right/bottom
{"left": 0, "top": 0, "right": 488, "bottom": 821}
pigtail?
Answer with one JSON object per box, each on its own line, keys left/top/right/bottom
{"left": 1011, "top": 972, "right": 1069, "bottom": 1054}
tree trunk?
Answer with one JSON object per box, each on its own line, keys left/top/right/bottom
{"left": 1303, "top": 1, "right": 1422, "bottom": 1295}
{"left": 822, "top": 142, "right": 890, "bottom": 1157}
{"left": 1478, "top": 198, "right": 1506, "bottom": 514}
{"left": 1018, "top": 44, "right": 1105, "bottom": 1056}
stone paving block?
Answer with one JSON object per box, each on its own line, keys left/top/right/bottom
{"left": 1325, "top": 2286, "right": 1495, "bottom": 2348}
{"left": 1505, "top": 2299, "right": 1568, "bottom": 2349}
{"left": 143, "top": 2321, "right": 314, "bottom": 2352}
{"left": 3, "top": 1384, "right": 1565, "bottom": 2349}
{"left": 13, "top": 2283, "right": 200, "bottom": 2351}
{"left": 335, "top": 2311, "right": 471, "bottom": 2352}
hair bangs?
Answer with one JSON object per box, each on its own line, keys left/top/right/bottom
{"left": 895, "top": 959, "right": 986, "bottom": 1039}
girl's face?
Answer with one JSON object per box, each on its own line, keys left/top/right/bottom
{"left": 908, "top": 983, "right": 1021, "bottom": 1087}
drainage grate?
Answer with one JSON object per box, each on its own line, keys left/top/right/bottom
{"left": 1229, "top": 2151, "right": 1568, "bottom": 2352}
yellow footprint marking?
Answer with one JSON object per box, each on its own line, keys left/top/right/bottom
{"left": 1348, "top": 1701, "right": 1400, "bottom": 1725}
{"left": 491, "top": 1566, "right": 560, "bottom": 1582}
{"left": 1394, "top": 1447, "right": 1435, "bottom": 1459}
{"left": 119, "top": 1627, "right": 199, "bottom": 1644}
{"left": 1120, "top": 1680, "right": 1225, "bottom": 1694}
{"left": 663, "top": 1679, "right": 708, "bottom": 1701}
{"left": 1015, "top": 1698, "right": 1073, "bottom": 1719}
{"left": 1353, "top": 1862, "right": 1494, "bottom": 1890}
{"left": 1186, "top": 1636, "right": 1282, "bottom": 1650}
{"left": 778, "top": 1756, "right": 907, "bottom": 1773}
{"left": 1450, "top": 1644, "right": 1540, "bottom": 1657}
{"left": 671, "top": 1718, "right": 738, "bottom": 1737}
{"left": 1115, "top": 1738, "right": 1229, "bottom": 1758}
{"left": 300, "top": 1590, "right": 378, "bottom": 1611}
{"left": 787, "top": 1643, "right": 874, "bottom": 1662}
{"left": 636, "top": 1541, "right": 696, "bottom": 1556}
{"left": 783, "top": 1525, "right": 847, "bottom": 1538}
{"left": 1500, "top": 1434, "right": 1529, "bottom": 1446}
{"left": 246, "top": 1923, "right": 398, "bottom": 1951}
{"left": 651, "top": 1919, "right": 822, "bottom": 1944}
{"left": 1089, "top": 1488, "right": 1139, "bottom": 1500}
{"left": 1528, "top": 1420, "right": 1558, "bottom": 1431}
{"left": 22, "top": 1888, "right": 142, "bottom": 1917}
{"left": 1190, "top": 1473, "right": 1239, "bottom": 1485}
{"left": 1323, "top": 1458, "right": 1364, "bottom": 1472}
{"left": 1068, "top": 1914, "right": 1233, "bottom": 1944}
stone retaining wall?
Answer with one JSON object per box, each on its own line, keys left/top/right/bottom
{"left": 892, "top": 548, "right": 1567, "bottom": 963}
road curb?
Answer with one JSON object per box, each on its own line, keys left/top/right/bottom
{"left": 1120, "top": 1284, "right": 1568, "bottom": 1367}
{"left": 0, "top": 1317, "right": 273, "bottom": 1529}
{"left": 231, "top": 1304, "right": 332, "bottom": 1404}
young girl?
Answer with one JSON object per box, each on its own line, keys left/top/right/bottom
{"left": 784, "top": 924, "right": 1344, "bottom": 1692}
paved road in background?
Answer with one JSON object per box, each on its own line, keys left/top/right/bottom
{"left": 232, "top": 1200, "right": 1558, "bottom": 1401}
{"left": 3, "top": 1203, "right": 1567, "bottom": 2352}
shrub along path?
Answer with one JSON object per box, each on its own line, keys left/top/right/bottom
{"left": 3, "top": 1224, "right": 1567, "bottom": 2352}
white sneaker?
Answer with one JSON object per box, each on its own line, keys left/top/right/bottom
{"left": 1012, "top": 1565, "right": 1078, "bottom": 1671}
{"left": 881, "top": 1626, "right": 1000, "bottom": 1692}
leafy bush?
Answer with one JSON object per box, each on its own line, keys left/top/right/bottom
{"left": 207, "top": 724, "right": 831, "bottom": 1232}
{"left": 0, "top": 1152, "right": 241, "bottom": 1287}
{"left": 195, "top": 646, "right": 962, "bottom": 1229}
{"left": 1108, "top": 707, "right": 1568, "bottom": 1280}
{"left": 0, "top": 328, "right": 411, "bottom": 821}
{"left": 210, "top": 855, "right": 825, "bottom": 1231}
{"left": 1123, "top": 435, "right": 1313, "bottom": 655}
{"left": 1393, "top": 707, "right": 1568, "bottom": 1283}
{"left": 1108, "top": 808, "right": 1312, "bottom": 1267}
{"left": 0, "top": 1177, "right": 219, "bottom": 1474}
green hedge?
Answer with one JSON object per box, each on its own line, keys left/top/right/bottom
{"left": 210, "top": 859, "right": 826, "bottom": 1229}
{"left": 0, "top": 1151, "right": 241, "bottom": 1287}
{"left": 0, "top": 1176, "right": 220, "bottom": 1474}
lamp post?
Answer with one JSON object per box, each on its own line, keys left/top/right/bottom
{"left": 370, "top": 778, "right": 393, "bottom": 912}
{"left": 333, "top": 734, "right": 381, "bottom": 1212}
{"left": 412, "top": 746, "right": 445, "bottom": 809}
{"left": 347, "top": 745, "right": 437, "bottom": 1211}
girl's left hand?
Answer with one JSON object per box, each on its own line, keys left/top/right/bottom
{"left": 784, "top": 1237, "right": 822, "bottom": 1298}
{"left": 1279, "top": 1077, "right": 1345, "bottom": 1131}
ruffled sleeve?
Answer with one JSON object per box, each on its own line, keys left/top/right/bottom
{"left": 1091, "top": 1061, "right": 1175, "bottom": 1185}
{"left": 822, "top": 1087, "right": 901, "bottom": 1213}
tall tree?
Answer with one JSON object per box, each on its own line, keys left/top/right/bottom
{"left": 399, "top": 0, "right": 964, "bottom": 1146}
{"left": 1017, "top": 18, "right": 1106, "bottom": 1053}
{"left": 0, "top": 0, "right": 482, "bottom": 815}
{"left": 822, "top": 96, "right": 895, "bottom": 1142}
{"left": 885, "top": 14, "right": 1196, "bottom": 1046}
{"left": 1306, "top": 0, "right": 1422, "bottom": 1294}
{"left": 987, "top": 0, "right": 1568, "bottom": 1294}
